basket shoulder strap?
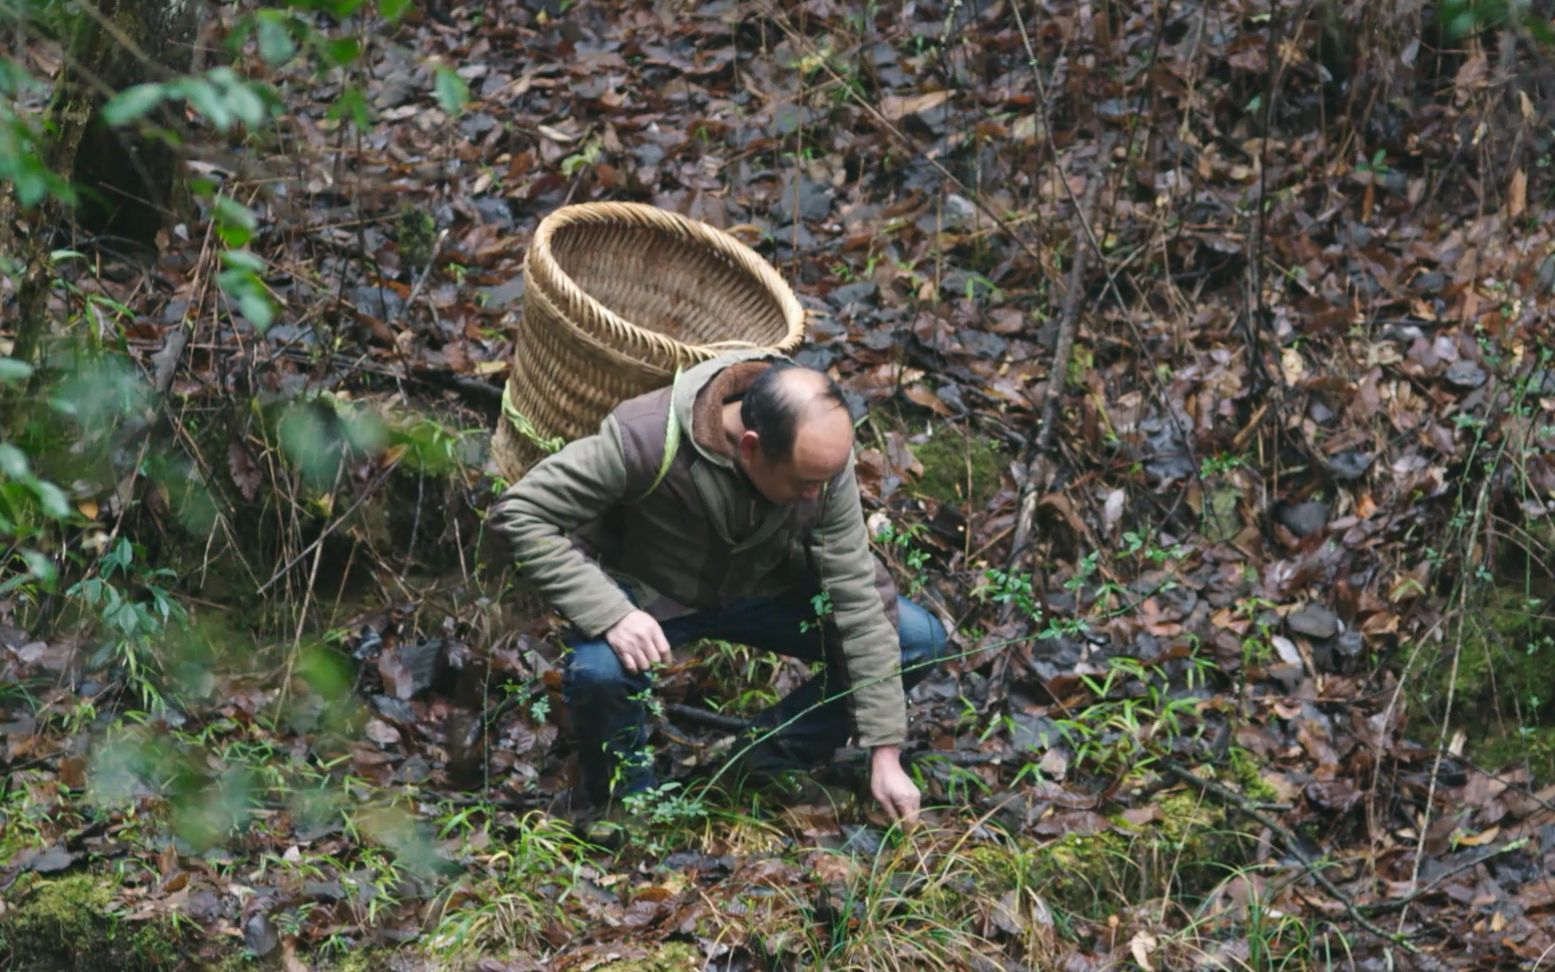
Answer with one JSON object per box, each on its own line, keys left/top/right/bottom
{"left": 631, "top": 370, "right": 683, "bottom": 503}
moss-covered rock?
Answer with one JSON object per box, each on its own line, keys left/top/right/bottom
{"left": 1152, "top": 788, "right": 1245, "bottom": 894}
{"left": 1030, "top": 829, "right": 1135, "bottom": 914}
{"left": 0, "top": 875, "right": 182, "bottom": 972}
{"left": 1225, "top": 747, "right": 1283, "bottom": 805}
{"left": 910, "top": 427, "right": 1007, "bottom": 507}
{"left": 592, "top": 941, "right": 702, "bottom": 971}
{"left": 320, "top": 947, "right": 409, "bottom": 972}
{"left": 397, "top": 208, "right": 439, "bottom": 271}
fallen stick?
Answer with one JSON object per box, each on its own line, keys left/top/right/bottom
{"left": 985, "top": 169, "right": 1106, "bottom": 703}
{"left": 663, "top": 702, "right": 754, "bottom": 735}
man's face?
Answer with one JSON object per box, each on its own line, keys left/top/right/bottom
{"left": 741, "top": 405, "right": 853, "bottom": 505}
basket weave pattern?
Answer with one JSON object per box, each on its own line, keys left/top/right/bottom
{"left": 494, "top": 203, "right": 806, "bottom": 478}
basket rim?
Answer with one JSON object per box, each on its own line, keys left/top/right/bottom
{"left": 526, "top": 201, "right": 806, "bottom": 363}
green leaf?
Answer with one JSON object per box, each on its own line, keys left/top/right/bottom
{"left": 0, "top": 357, "right": 32, "bottom": 382}
{"left": 0, "top": 549, "right": 56, "bottom": 594}
{"left": 379, "top": 0, "right": 413, "bottom": 22}
{"left": 179, "top": 78, "right": 233, "bottom": 131}
{"left": 221, "top": 248, "right": 265, "bottom": 273}
{"left": 256, "top": 11, "right": 297, "bottom": 65}
{"left": 0, "top": 57, "right": 37, "bottom": 97}
{"left": 223, "top": 80, "right": 267, "bottom": 128}
{"left": 434, "top": 65, "right": 469, "bottom": 116}
{"left": 102, "top": 83, "right": 167, "bottom": 126}
{"left": 1445, "top": 10, "right": 1478, "bottom": 38}
{"left": 321, "top": 37, "right": 361, "bottom": 68}
{"left": 237, "top": 288, "right": 274, "bottom": 331}
{"left": 31, "top": 478, "right": 70, "bottom": 519}
{"left": 216, "top": 221, "right": 252, "bottom": 248}
{"left": 219, "top": 262, "right": 275, "bottom": 331}
{"left": 327, "top": 86, "right": 371, "bottom": 129}
{"left": 0, "top": 443, "right": 28, "bottom": 478}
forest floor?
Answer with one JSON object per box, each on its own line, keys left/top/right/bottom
{"left": 2, "top": 1, "right": 1555, "bottom": 970}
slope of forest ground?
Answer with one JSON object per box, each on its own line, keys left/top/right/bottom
{"left": 2, "top": 0, "right": 1554, "bottom": 969}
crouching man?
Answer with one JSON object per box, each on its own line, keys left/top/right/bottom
{"left": 490, "top": 352, "right": 946, "bottom": 824}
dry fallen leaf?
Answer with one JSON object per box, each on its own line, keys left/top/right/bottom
{"left": 1130, "top": 929, "right": 1159, "bottom": 971}
{"left": 1508, "top": 168, "right": 1527, "bottom": 220}
{"left": 880, "top": 90, "right": 950, "bottom": 121}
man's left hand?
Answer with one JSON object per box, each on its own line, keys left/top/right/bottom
{"left": 869, "top": 745, "right": 920, "bottom": 827}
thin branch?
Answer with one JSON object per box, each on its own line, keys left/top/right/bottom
{"left": 255, "top": 459, "right": 401, "bottom": 595}
{"left": 1357, "top": 838, "right": 1530, "bottom": 916}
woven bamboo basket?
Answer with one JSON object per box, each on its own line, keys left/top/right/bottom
{"left": 491, "top": 202, "right": 807, "bottom": 480}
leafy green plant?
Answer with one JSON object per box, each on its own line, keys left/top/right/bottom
{"left": 874, "top": 520, "right": 930, "bottom": 594}
{"left": 1054, "top": 649, "right": 1212, "bottom": 773}
{"left": 67, "top": 538, "right": 188, "bottom": 707}
{"left": 1439, "top": 0, "right": 1555, "bottom": 43}
{"left": 559, "top": 136, "right": 602, "bottom": 178}
{"left": 799, "top": 589, "right": 834, "bottom": 634}
{"left": 700, "top": 640, "right": 784, "bottom": 716}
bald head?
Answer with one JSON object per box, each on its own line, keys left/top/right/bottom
{"left": 740, "top": 362, "right": 848, "bottom": 463}
{"left": 736, "top": 361, "right": 853, "bottom": 504}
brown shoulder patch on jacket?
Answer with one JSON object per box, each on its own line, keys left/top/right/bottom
{"left": 610, "top": 385, "right": 677, "bottom": 501}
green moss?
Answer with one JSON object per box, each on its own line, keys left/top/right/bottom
{"left": 321, "top": 947, "right": 405, "bottom": 972}
{"left": 1474, "top": 726, "right": 1555, "bottom": 785}
{"left": 397, "top": 208, "right": 438, "bottom": 270}
{"left": 1028, "top": 829, "right": 1135, "bottom": 914}
{"left": 1408, "top": 583, "right": 1555, "bottom": 783}
{"left": 1225, "top": 747, "right": 1282, "bottom": 805}
{"left": 0, "top": 875, "right": 182, "bottom": 972}
{"left": 910, "top": 427, "right": 1007, "bottom": 506}
{"left": 1157, "top": 790, "right": 1226, "bottom": 856}
{"left": 592, "top": 941, "right": 702, "bottom": 971}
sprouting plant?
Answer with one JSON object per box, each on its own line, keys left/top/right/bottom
{"left": 559, "top": 136, "right": 602, "bottom": 177}
{"left": 963, "top": 272, "right": 1002, "bottom": 302}
{"left": 65, "top": 537, "right": 188, "bottom": 707}
{"left": 975, "top": 567, "right": 1040, "bottom": 622}
{"left": 1063, "top": 551, "right": 1102, "bottom": 592}
{"left": 1353, "top": 148, "right": 1389, "bottom": 177}
{"left": 1121, "top": 529, "right": 1188, "bottom": 564}
{"left": 627, "top": 671, "right": 665, "bottom": 720}
{"left": 1199, "top": 452, "right": 1245, "bottom": 478}
{"left": 800, "top": 590, "right": 834, "bottom": 633}
{"left": 875, "top": 520, "right": 930, "bottom": 594}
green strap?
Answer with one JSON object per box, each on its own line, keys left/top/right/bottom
{"left": 635, "top": 370, "right": 682, "bottom": 502}
{"left": 504, "top": 372, "right": 682, "bottom": 492}
{"left": 501, "top": 382, "right": 566, "bottom": 455}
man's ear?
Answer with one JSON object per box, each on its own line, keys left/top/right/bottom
{"left": 738, "top": 429, "right": 762, "bottom": 464}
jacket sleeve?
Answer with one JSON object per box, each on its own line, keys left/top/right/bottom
{"left": 488, "top": 419, "right": 636, "bottom": 636}
{"left": 812, "top": 454, "right": 908, "bottom": 748}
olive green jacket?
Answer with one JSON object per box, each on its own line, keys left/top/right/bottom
{"left": 489, "top": 350, "right": 907, "bottom": 747}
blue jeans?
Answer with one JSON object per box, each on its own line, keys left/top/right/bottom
{"left": 563, "top": 595, "right": 948, "bottom": 805}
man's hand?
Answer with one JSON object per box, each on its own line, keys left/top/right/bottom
{"left": 869, "top": 745, "right": 920, "bottom": 827}
{"left": 603, "top": 609, "right": 672, "bottom": 674}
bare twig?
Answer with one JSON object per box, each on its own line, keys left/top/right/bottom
{"left": 403, "top": 228, "right": 451, "bottom": 315}
{"left": 981, "top": 159, "right": 1108, "bottom": 705}
{"left": 1004, "top": 170, "right": 1107, "bottom": 577}
{"left": 1357, "top": 838, "right": 1530, "bottom": 916}
{"left": 255, "top": 459, "right": 401, "bottom": 595}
